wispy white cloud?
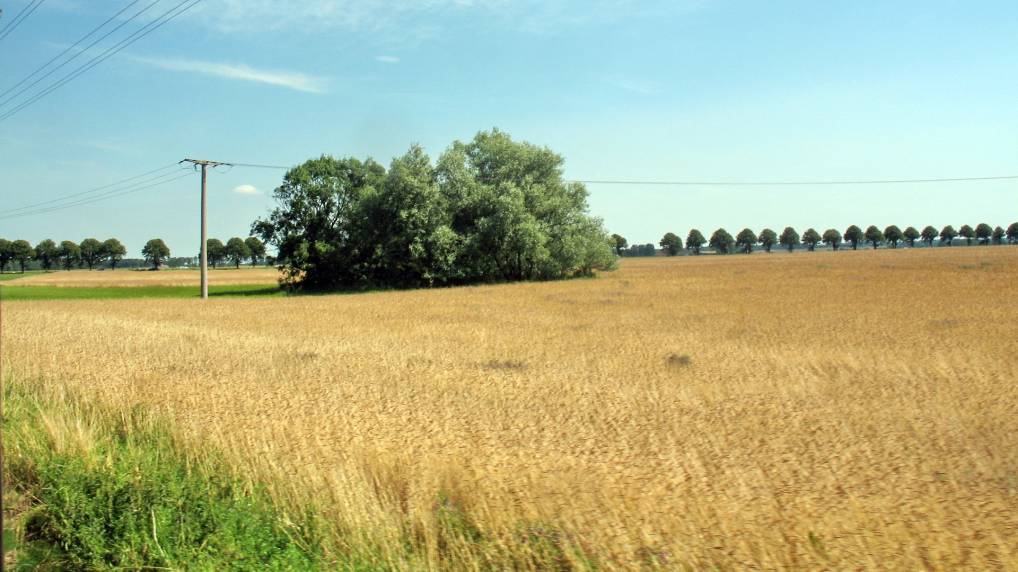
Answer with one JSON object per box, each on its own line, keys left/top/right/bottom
{"left": 232, "top": 184, "right": 259, "bottom": 195}
{"left": 375, "top": 55, "right": 401, "bottom": 64}
{"left": 603, "top": 74, "right": 661, "bottom": 96}
{"left": 187, "top": 1, "right": 704, "bottom": 37}
{"left": 127, "top": 55, "right": 327, "bottom": 93}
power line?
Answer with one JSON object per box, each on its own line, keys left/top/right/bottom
{"left": 0, "top": 0, "right": 158, "bottom": 110}
{"left": 0, "top": 0, "right": 144, "bottom": 103}
{"left": 0, "top": 163, "right": 182, "bottom": 215}
{"left": 0, "top": 0, "right": 45, "bottom": 42}
{"left": 572, "top": 174, "right": 1018, "bottom": 186}
{"left": 216, "top": 162, "right": 1018, "bottom": 186}
{"left": 0, "top": 169, "right": 194, "bottom": 220}
{"left": 0, "top": 0, "right": 203, "bottom": 122}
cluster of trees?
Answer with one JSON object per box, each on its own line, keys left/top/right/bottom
{"left": 0, "top": 238, "right": 127, "bottom": 273}
{"left": 0, "top": 236, "right": 268, "bottom": 272}
{"left": 253, "top": 129, "right": 615, "bottom": 290}
{"left": 200, "top": 237, "right": 267, "bottom": 269}
{"left": 611, "top": 222, "right": 1018, "bottom": 256}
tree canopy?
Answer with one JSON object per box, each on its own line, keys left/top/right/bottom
{"left": 864, "top": 226, "right": 884, "bottom": 249}
{"left": 253, "top": 130, "right": 614, "bottom": 290}
{"left": 225, "top": 237, "right": 251, "bottom": 268}
{"left": 34, "top": 239, "right": 58, "bottom": 271}
{"left": 758, "top": 228, "right": 777, "bottom": 252}
{"left": 142, "top": 239, "right": 170, "bottom": 269}
{"left": 822, "top": 229, "right": 842, "bottom": 251}
{"left": 245, "top": 236, "right": 267, "bottom": 266}
{"left": 975, "top": 223, "right": 993, "bottom": 245}
{"left": 709, "top": 228, "right": 734, "bottom": 254}
{"left": 779, "top": 227, "right": 799, "bottom": 252}
{"left": 58, "top": 240, "right": 80, "bottom": 270}
{"left": 79, "top": 238, "right": 104, "bottom": 270}
{"left": 801, "top": 228, "right": 821, "bottom": 251}
{"left": 903, "top": 226, "right": 920, "bottom": 247}
{"left": 10, "top": 240, "right": 33, "bottom": 272}
{"left": 883, "top": 225, "right": 903, "bottom": 248}
{"left": 685, "top": 229, "right": 705, "bottom": 255}
{"left": 611, "top": 234, "right": 628, "bottom": 256}
{"left": 735, "top": 228, "right": 757, "bottom": 254}
{"left": 844, "top": 225, "right": 864, "bottom": 250}
{"left": 957, "top": 224, "right": 975, "bottom": 246}
{"left": 659, "top": 232, "right": 681, "bottom": 256}
{"left": 103, "top": 238, "right": 127, "bottom": 270}
{"left": 921, "top": 226, "right": 938, "bottom": 246}
{"left": 940, "top": 225, "right": 957, "bottom": 246}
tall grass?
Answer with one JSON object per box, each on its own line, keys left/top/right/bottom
{"left": 2, "top": 377, "right": 325, "bottom": 570}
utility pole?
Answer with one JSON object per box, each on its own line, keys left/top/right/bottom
{"left": 180, "top": 158, "right": 230, "bottom": 299}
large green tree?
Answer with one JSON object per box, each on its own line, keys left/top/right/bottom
{"left": 225, "top": 237, "right": 251, "bottom": 269}
{"left": 864, "top": 225, "right": 884, "bottom": 249}
{"left": 709, "top": 228, "right": 734, "bottom": 254}
{"left": 1008, "top": 223, "right": 1018, "bottom": 244}
{"left": 685, "top": 229, "right": 705, "bottom": 255}
{"left": 940, "top": 225, "right": 957, "bottom": 246}
{"left": 975, "top": 223, "right": 993, "bottom": 245}
{"left": 254, "top": 130, "right": 614, "bottom": 290}
{"left": 822, "top": 229, "right": 842, "bottom": 251}
{"left": 142, "top": 239, "right": 170, "bottom": 269}
{"left": 58, "top": 240, "right": 80, "bottom": 270}
{"left": 758, "top": 228, "right": 777, "bottom": 252}
{"left": 958, "top": 224, "right": 975, "bottom": 246}
{"left": 79, "top": 238, "right": 105, "bottom": 270}
{"left": 903, "top": 226, "right": 920, "bottom": 247}
{"left": 366, "top": 145, "right": 461, "bottom": 286}
{"left": 102, "top": 238, "right": 127, "bottom": 270}
{"left": 735, "top": 228, "right": 757, "bottom": 254}
{"left": 34, "top": 239, "right": 58, "bottom": 271}
{"left": 920, "top": 225, "right": 938, "bottom": 247}
{"left": 10, "top": 240, "right": 33, "bottom": 272}
{"left": 844, "top": 225, "right": 864, "bottom": 250}
{"left": 245, "top": 236, "right": 267, "bottom": 266}
{"left": 801, "top": 228, "right": 821, "bottom": 251}
{"left": 883, "top": 225, "right": 903, "bottom": 248}
{"left": 779, "top": 227, "right": 799, "bottom": 252}
{"left": 659, "top": 232, "right": 681, "bottom": 256}
{"left": 252, "top": 155, "right": 386, "bottom": 289}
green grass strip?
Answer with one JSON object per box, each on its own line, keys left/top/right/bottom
{"left": 0, "top": 272, "right": 44, "bottom": 283}
{"left": 0, "top": 283, "right": 282, "bottom": 301}
{"left": 2, "top": 379, "right": 326, "bottom": 571}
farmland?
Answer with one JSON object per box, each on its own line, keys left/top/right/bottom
{"left": 3, "top": 247, "right": 1018, "bottom": 569}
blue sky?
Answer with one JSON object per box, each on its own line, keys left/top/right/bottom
{"left": 1, "top": 0, "right": 1016, "bottom": 256}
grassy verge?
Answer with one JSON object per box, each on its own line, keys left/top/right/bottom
{"left": 0, "top": 284, "right": 282, "bottom": 300}
{"left": 1, "top": 378, "right": 326, "bottom": 570}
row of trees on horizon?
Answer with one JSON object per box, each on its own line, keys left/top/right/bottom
{"left": 616, "top": 222, "right": 1018, "bottom": 256}
{"left": 0, "top": 236, "right": 268, "bottom": 273}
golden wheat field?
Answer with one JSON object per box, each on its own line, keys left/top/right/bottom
{"left": 3, "top": 247, "right": 1017, "bottom": 570}
{"left": 12, "top": 266, "right": 282, "bottom": 287}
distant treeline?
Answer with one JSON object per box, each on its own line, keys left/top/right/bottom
{"left": 0, "top": 236, "right": 269, "bottom": 273}
{"left": 615, "top": 223, "right": 1018, "bottom": 256}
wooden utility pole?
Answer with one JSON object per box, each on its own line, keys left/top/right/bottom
{"left": 180, "top": 159, "right": 230, "bottom": 299}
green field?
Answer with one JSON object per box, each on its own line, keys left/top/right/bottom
{"left": 0, "top": 272, "right": 42, "bottom": 282}
{"left": 0, "top": 283, "right": 282, "bottom": 300}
